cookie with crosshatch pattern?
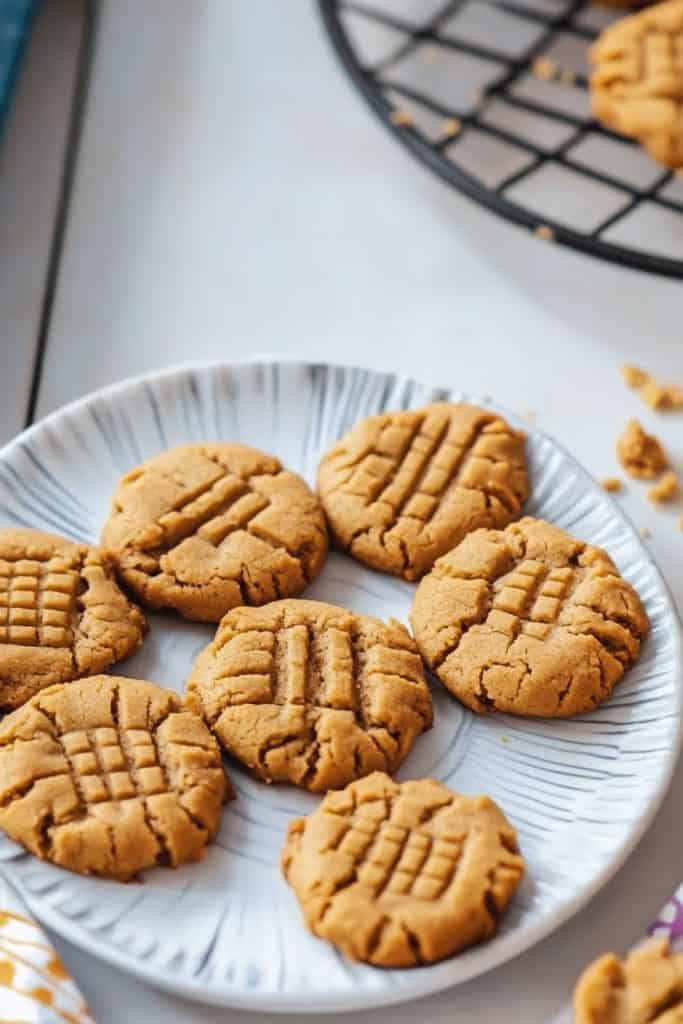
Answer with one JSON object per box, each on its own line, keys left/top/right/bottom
{"left": 0, "top": 528, "right": 146, "bottom": 710}
{"left": 317, "top": 402, "right": 528, "bottom": 582}
{"left": 281, "top": 771, "right": 524, "bottom": 966}
{"left": 590, "top": 0, "right": 683, "bottom": 167}
{"left": 101, "top": 442, "right": 328, "bottom": 622}
{"left": 410, "top": 516, "right": 648, "bottom": 717}
{"left": 0, "top": 675, "right": 230, "bottom": 880}
{"left": 185, "top": 599, "right": 432, "bottom": 792}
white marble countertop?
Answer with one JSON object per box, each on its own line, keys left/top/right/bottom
{"left": 4, "top": 1, "right": 683, "bottom": 1020}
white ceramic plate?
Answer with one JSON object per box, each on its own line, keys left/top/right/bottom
{"left": 0, "top": 360, "right": 680, "bottom": 1014}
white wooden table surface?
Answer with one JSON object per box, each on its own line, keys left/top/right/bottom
{"left": 3, "top": 2, "right": 683, "bottom": 1021}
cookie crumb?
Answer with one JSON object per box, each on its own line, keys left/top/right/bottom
{"left": 617, "top": 419, "right": 669, "bottom": 479}
{"left": 640, "top": 526, "right": 651, "bottom": 539}
{"left": 621, "top": 364, "right": 649, "bottom": 389}
{"left": 535, "top": 224, "right": 555, "bottom": 241}
{"left": 679, "top": 516, "right": 683, "bottom": 531}
{"left": 560, "top": 69, "right": 576, "bottom": 85}
{"left": 642, "top": 378, "right": 666, "bottom": 409}
{"left": 524, "top": 409, "right": 537, "bottom": 423}
{"left": 602, "top": 477, "right": 623, "bottom": 493}
{"left": 620, "top": 364, "right": 683, "bottom": 410}
{"left": 643, "top": 378, "right": 683, "bottom": 411}
{"left": 648, "top": 470, "right": 678, "bottom": 504}
{"left": 532, "top": 56, "right": 556, "bottom": 80}
{"left": 441, "top": 117, "right": 462, "bottom": 138}
{"left": 390, "top": 109, "right": 413, "bottom": 128}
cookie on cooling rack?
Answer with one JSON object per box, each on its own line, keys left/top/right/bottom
{"left": 0, "top": 675, "right": 230, "bottom": 881}
{"left": 590, "top": 0, "right": 683, "bottom": 167}
{"left": 185, "top": 599, "right": 432, "bottom": 793}
{"left": 281, "top": 771, "right": 525, "bottom": 966}
{"left": 410, "top": 516, "right": 648, "bottom": 717}
{"left": 101, "top": 443, "right": 328, "bottom": 622}
{"left": 0, "top": 528, "right": 146, "bottom": 710}
{"left": 317, "top": 402, "right": 528, "bottom": 582}
{"left": 574, "top": 937, "right": 683, "bottom": 1023}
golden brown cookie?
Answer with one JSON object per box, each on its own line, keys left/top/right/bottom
{"left": 0, "top": 528, "right": 146, "bottom": 711}
{"left": 281, "top": 771, "right": 524, "bottom": 966}
{"left": 617, "top": 419, "right": 669, "bottom": 479}
{"left": 590, "top": 1, "right": 683, "bottom": 167}
{"left": 0, "top": 675, "right": 229, "bottom": 881}
{"left": 410, "top": 516, "right": 648, "bottom": 717}
{"left": 317, "top": 403, "right": 528, "bottom": 582}
{"left": 101, "top": 443, "right": 328, "bottom": 622}
{"left": 185, "top": 599, "right": 432, "bottom": 793}
{"left": 574, "top": 938, "right": 683, "bottom": 1023}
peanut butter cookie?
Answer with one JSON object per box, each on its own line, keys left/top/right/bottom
{"left": 317, "top": 403, "right": 528, "bottom": 581}
{"left": 591, "top": 1, "right": 683, "bottom": 167}
{"left": 410, "top": 517, "right": 648, "bottom": 717}
{"left": 281, "top": 771, "right": 524, "bottom": 966}
{"left": 101, "top": 443, "right": 328, "bottom": 622}
{"left": 574, "top": 938, "right": 683, "bottom": 1023}
{"left": 0, "top": 528, "right": 146, "bottom": 711}
{"left": 0, "top": 675, "right": 229, "bottom": 881}
{"left": 185, "top": 599, "right": 432, "bottom": 792}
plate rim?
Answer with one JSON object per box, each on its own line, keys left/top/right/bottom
{"left": 1, "top": 356, "right": 682, "bottom": 1013}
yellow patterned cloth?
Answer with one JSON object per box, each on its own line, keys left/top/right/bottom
{"left": 0, "top": 877, "right": 94, "bottom": 1023}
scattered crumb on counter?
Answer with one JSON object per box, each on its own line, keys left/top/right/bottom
{"left": 560, "top": 69, "right": 576, "bottom": 85}
{"left": 390, "top": 110, "right": 413, "bottom": 127}
{"left": 500, "top": 736, "right": 508, "bottom": 744}
{"left": 617, "top": 419, "right": 669, "bottom": 479}
{"left": 642, "top": 378, "right": 683, "bottom": 411}
{"left": 648, "top": 471, "right": 678, "bottom": 504}
{"left": 621, "top": 364, "right": 649, "bottom": 389}
{"left": 602, "top": 477, "right": 623, "bottom": 493}
{"left": 535, "top": 224, "right": 554, "bottom": 241}
{"left": 524, "top": 409, "right": 537, "bottom": 423}
{"left": 640, "top": 526, "right": 652, "bottom": 539}
{"left": 679, "top": 516, "right": 683, "bottom": 531}
{"left": 620, "top": 363, "right": 683, "bottom": 410}
{"left": 441, "top": 117, "right": 462, "bottom": 138}
{"left": 532, "top": 56, "right": 556, "bottom": 79}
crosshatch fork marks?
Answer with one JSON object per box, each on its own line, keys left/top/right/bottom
{"left": 101, "top": 444, "right": 329, "bottom": 620}
{"left": 0, "top": 556, "right": 81, "bottom": 649}
{"left": 331, "top": 811, "right": 464, "bottom": 902}
{"left": 411, "top": 517, "right": 649, "bottom": 716}
{"left": 319, "top": 404, "right": 529, "bottom": 580}
{"left": 186, "top": 600, "right": 433, "bottom": 792}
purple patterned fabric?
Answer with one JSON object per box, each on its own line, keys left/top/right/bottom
{"left": 648, "top": 888, "right": 683, "bottom": 947}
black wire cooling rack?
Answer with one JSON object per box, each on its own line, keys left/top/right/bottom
{"left": 318, "top": 0, "right": 683, "bottom": 277}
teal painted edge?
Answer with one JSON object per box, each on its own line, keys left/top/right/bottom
{"left": 0, "top": 0, "right": 36, "bottom": 135}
